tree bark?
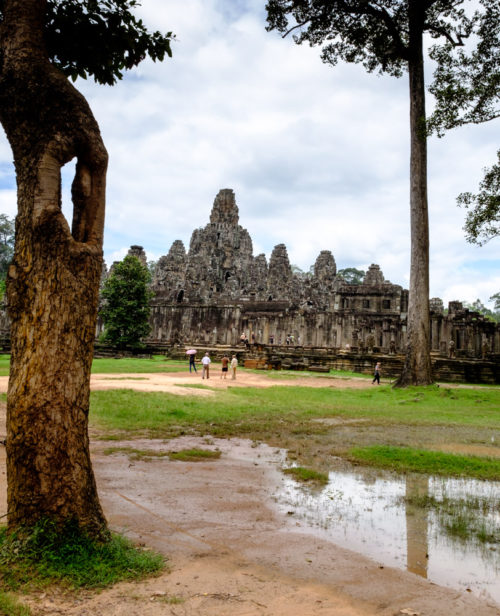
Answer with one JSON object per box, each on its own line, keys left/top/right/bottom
{"left": 0, "top": 0, "right": 108, "bottom": 536}
{"left": 395, "top": 0, "right": 432, "bottom": 387}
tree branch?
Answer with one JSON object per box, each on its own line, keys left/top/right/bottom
{"left": 339, "top": 0, "right": 408, "bottom": 58}
{"left": 424, "top": 22, "right": 467, "bottom": 46}
{"left": 283, "top": 18, "right": 312, "bottom": 38}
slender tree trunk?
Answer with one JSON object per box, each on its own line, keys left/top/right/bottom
{"left": 395, "top": 0, "right": 432, "bottom": 387}
{"left": 0, "top": 0, "right": 108, "bottom": 536}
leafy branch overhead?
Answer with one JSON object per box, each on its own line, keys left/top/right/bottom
{"left": 428, "top": 1, "right": 500, "bottom": 133}
{"left": 265, "top": 0, "right": 477, "bottom": 76}
{"left": 427, "top": 0, "right": 500, "bottom": 245}
{"left": 459, "top": 152, "right": 500, "bottom": 246}
{"left": 0, "top": 0, "right": 175, "bottom": 85}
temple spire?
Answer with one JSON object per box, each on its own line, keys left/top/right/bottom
{"left": 209, "top": 188, "right": 239, "bottom": 226}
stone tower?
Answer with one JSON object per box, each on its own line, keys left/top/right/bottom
{"left": 152, "top": 240, "right": 187, "bottom": 301}
{"left": 128, "top": 245, "right": 147, "bottom": 266}
{"left": 183, "top": 189, "right": 254, "bottom": 302}
{"left": 314, "top": 250, "right": 337, "bottom": 282}
{"left": 363, "top": 264, "right": 385, "bottom": 286}
{"left": 267, "top": 244, "right": 292, "bottom": 299}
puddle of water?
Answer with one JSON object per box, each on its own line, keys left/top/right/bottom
{"left": 274, "top": 467, "right": 500, "bottom": 605}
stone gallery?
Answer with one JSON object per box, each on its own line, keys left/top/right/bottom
{"left": 131, "top": 189, "right": 497, "bottom": 358}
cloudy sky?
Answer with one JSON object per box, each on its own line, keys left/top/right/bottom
{"left": 0, "top": 0, "right": 498, "bottom": 306}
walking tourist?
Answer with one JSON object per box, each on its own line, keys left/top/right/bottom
{"left": 221, "top": 354, "right": 229, "bottom": 379}
{"left": 230, "top": 354, "right": 238, "bottom": 380}
{"left": 201, "top": 352, "right": 211, "bottom": 379}
{"left": 372, "top": 361, "right": 381, "bottom": 385}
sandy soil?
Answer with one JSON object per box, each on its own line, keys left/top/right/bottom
{"left": 0, "top": 370, "right": 373, "bottom": 398}
{"left": 0, "top": 371, "right": 498, "bottom": 616}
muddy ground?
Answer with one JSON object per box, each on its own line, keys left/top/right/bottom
{"left": 0, "top": 371, "right": 499, "bottom": 616}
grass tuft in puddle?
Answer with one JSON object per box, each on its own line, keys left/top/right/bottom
{"left": 404, "top": 491, "right": 499, "bottom": 546}
{"left": 103, "top": 447, "right": 170, "bottom": 461}
{"left": 168, "top": 448, "right": 221, "bottom": 462}
{"left": 283, "top": 466, "right": 329, "bottom": 485}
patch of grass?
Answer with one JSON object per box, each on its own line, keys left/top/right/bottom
{"left": 0, "top": 519, "right": 165, "bottom": 591}
{"left": 283, "top": 466, "right": 329, "bottom": 484}
{"left": 175, "top": 383, "right": 211, "bottom": 390}
{"left": 443, "top": 512, "right": 473, "bottom": 540}
{"left": 349, "top": 445, "right": 500, "bottom": 480}
{"left": 475, "top": 523, "right": 499, "bottom": 544}
{"left": 329, "top": 369, "right": 372, "bottom": 379}
{"left": 0, "top": 591, "right": 31, "bottom": 616}
{"left": 0, "top": 354, "right": 10, "bottom": 377}
{"left": 264, "top": 370, "right": 319, "bottom": 380}
{"left": 91, "top": 356, "right": 187, "bottom": 374}
{"left": 0, "top": 355, "right": 191, "bottom": 376}
{"left": 99, "top": 376, "right": 148, "bottom": 381}
{"left": 90, "top": 383, "right": 500, "bottom": 433}
{"left": 263, "top": 368, "right": 372, "bottom": 380}
{"left": 103, "top": 447, "right": 170, "bottom": 461}
{"left": 403, "top": 491, "right": 499, "bottom": 546}
{"left": 168, "top": 448, "right": 221, "bottom": 462}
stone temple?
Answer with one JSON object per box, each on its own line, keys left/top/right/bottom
{"left": 133, "top": 188, "right": 498, "bottom": 359}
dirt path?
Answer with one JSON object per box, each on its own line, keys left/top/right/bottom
{"left": 0, "top": 373, "right": 498, "bottom": 616}
{"left": 0, "top": 369, "right": 375, "bottom": 397}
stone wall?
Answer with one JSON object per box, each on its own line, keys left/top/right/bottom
{"left": 161, "top": 343, "right": 500, "bottom": 384}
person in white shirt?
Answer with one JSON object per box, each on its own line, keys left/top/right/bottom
{"left": 201, "top": 352, "right": 211, "bottom": 379}
{"left": 230, "top": 355, "right": 238, "bottom": 380}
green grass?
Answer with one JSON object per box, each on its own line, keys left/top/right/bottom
{"left": 0, "top": 354, "right": 10, "bottom": 377}
{"left": 263, "top": 368, "right": 371, "bottom": 380}
{"left": 282, "top": 466, "right": 329, "bottom": 484}
{"left": 0, "top": 591, "right": 31, "bottom": 616}
{"left": 0, "top": 519, "right": 165, "bottom": 591}
{"left": 0, "top": 354, "right": 189, "bottom": 376}
{"left": 91, "top": 356, "right": 187, "bottom": 374}
{"left": 90, "top": 383, "right": 500, "bottom": 432}
{"left": 168, "top": 448, "right": 221, "bottom": 462}
{"left": 175, "top": 383, "right": 211, "bottom": 390}
{"left": 102, "top": 446, "right": 221, "bottom": 462}
{"left": 329, "top": 369, "right": 372, "bottom": 379}
{"left": 403, "top": 492, "right": 499, "bottom": 545}
{"left": 103, "top": 447, "right": 170, "bottom": 461}
{"left": 349, "top": 445, "right": 500, "bottom": 480}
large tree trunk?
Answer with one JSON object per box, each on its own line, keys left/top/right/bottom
{"left": 0, "top": 0, "right": 108, "bottom": 536}
{"left": 395, "top": 0, "right": 432, "bottom": 387}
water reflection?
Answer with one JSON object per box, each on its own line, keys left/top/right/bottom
{"left": 274, "top": 468, "right": 499, "bottom": 605}
{"left": 406, "top": 475, "right": 429, "bottom": 578}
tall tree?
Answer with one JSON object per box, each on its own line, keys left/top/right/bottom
{"left": 428, "top": 1, "right": 500, "bottom": 246}
{"left": 265, "top": 0, "right": 493, "bottom": 386}
{"left": 100, "top": 255, "right": 153, "bottom": 349}
{"left": 0, "top": 0, "right": 172, "bottom": 537}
